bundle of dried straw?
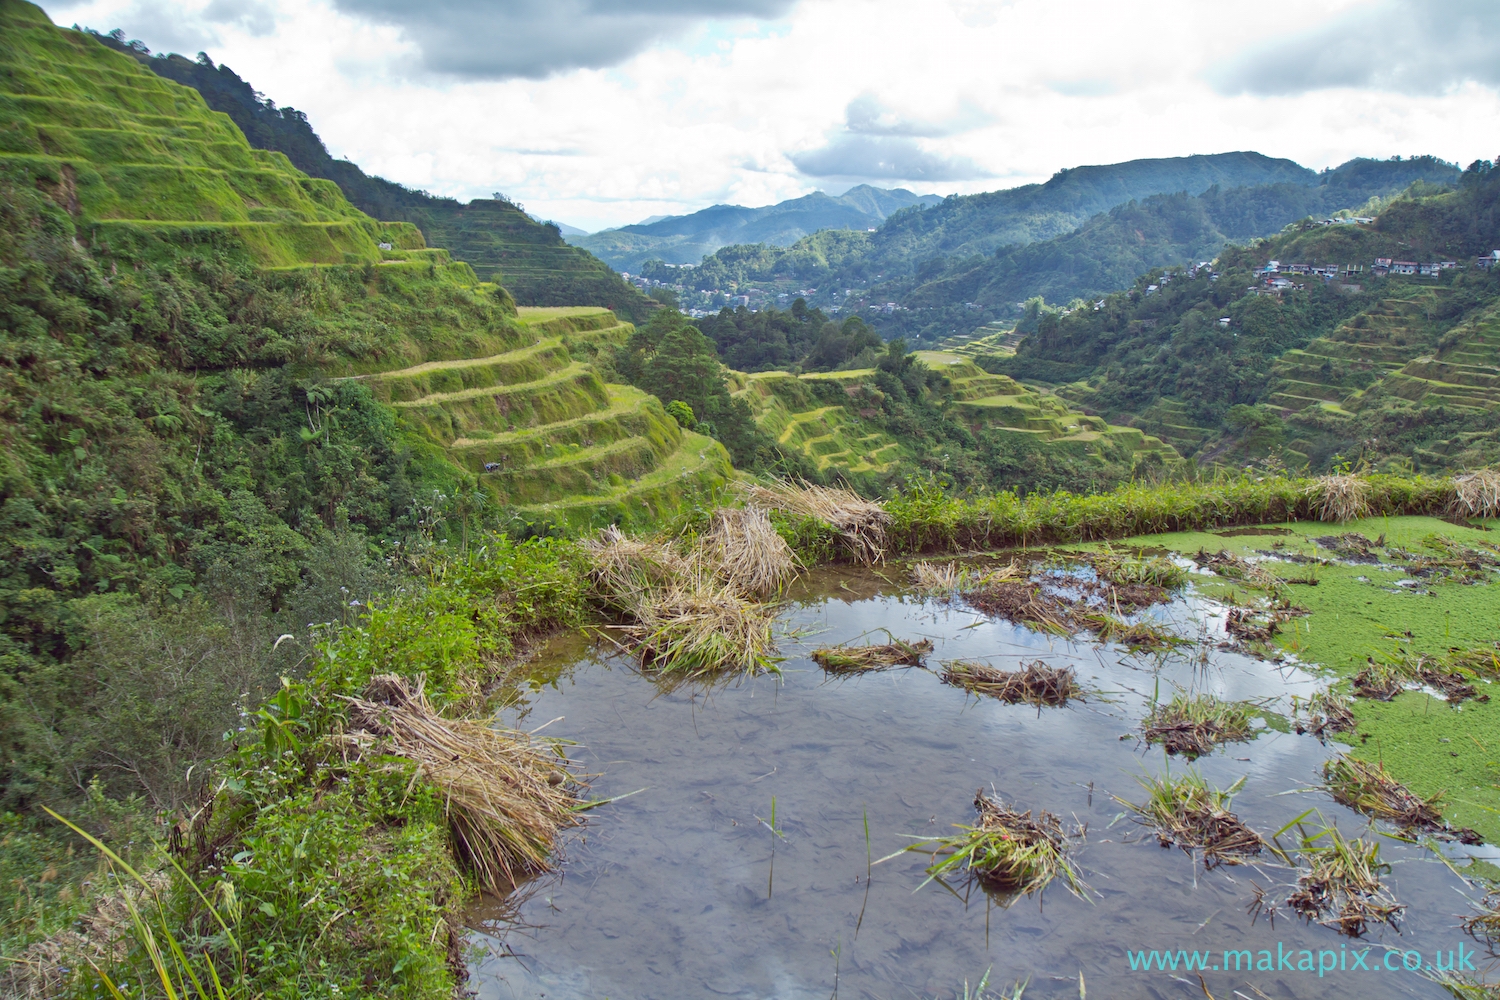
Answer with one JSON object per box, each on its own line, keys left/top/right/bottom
{"left": 741, "top": 480, "right": 890, "bottom": 564}
{"left": 343, "top": 674, "right": 581, "bottom": 893}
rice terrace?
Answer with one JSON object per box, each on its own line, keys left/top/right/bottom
{"left": 4, "top": 1, "right": 1500, "bottom": 998}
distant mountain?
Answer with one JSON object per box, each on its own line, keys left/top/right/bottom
{"left": 91, "top": 33, "right": 658, "bottom": 320}
{"left": 569, "top": 185, "right": 943, "bottom": 271}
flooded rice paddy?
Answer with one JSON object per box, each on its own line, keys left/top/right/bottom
{"left": 468, "top": 562, "right": 1499, "bottom": 999}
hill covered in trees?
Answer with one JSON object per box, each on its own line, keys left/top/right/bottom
{"left": 650, "top": 155, "right": 1458, "bottom": 339}
{"left": 87, "top": 30, "right": 659, "bottom": 320}
{"left": 978, "top": 160, "right": 1500, "bottom": 471}
{"left": 569, "top": 184, "right": 942, "bottom": 272}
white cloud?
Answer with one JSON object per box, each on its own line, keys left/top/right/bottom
{"left": 37, "top": 0, "right": 1500, "bottom": 233}
{"left": 1212, "top": 0, "right": 1500, "bottom": 96}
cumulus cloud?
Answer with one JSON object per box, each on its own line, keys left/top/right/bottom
{"left": 328, "top": 0, "right": 795, "bottom": 79}
{"left": 203, "top": 0, "right": 274, "bottom": 36}
{"left": 844, "top": 93, "right": 990, "bottom": 137}
{"left": 790, "top": 134, "right": 987, "bottom": 182}
{"left": 1212, "top": 0, "right": 1500, "bottom": 95}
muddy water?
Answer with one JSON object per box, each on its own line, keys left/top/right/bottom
{"left": 468, "top": 566, "right": 1497, "bottom": 999}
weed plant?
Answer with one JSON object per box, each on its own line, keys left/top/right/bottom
{"left": 1143, "top": 694, "right": 1256, "bottom": 758}
{"left": 906, "top": 790, "right": 1085, "bottom": 900}
{"left": 1323, "top": 756, "right": 1445, "bottom": 831}
{"left": 1120, "top": 769, "right": 1263, "bottom": 866}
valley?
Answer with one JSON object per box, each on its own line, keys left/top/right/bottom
{"left": 2, "top": 2, "right": 1500, "bottom": 998}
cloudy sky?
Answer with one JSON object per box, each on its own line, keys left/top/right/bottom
{"left": 40, "top": 0, "right": 1500, "bottom": 232}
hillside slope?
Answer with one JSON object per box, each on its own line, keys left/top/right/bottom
{"left": 973, "top": 163, "right": 1500, "bottom": 472}
{"left": 0, "top": 0, "right": 731, "bottom": 801}
{"left": 571, "top": 184, "right": 942, "bottom": 271}
{"left": 86, "top": 32, "right": 658, "bottom": 320}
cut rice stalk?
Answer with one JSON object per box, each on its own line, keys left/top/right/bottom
{"left": 1451, "top": 469, "right": 1500, "bottom": 520}
{"left": 1323, "top": 756, "right": 1444, "bottom": 831}
{"left": 741, "top": 479, "right": 890, "bottom": 564}
{"left": 913, "top": 790, "right": 1086, "bottom": 900}
{"left": 342, "top": 674, "right": 582, "bottom": 893}
{"left": 1119, "top": 769, "right": 1263, "bottom": 867}
{"left": 1308, "top": 474, "right": 1371, "bottom": 524}
{"left": 912, "top": 560, "right": 1019, "bottom": 597}
{"left": 614, "top": 580, "right": 779, "bottom": 678}
{"left": 1079, "top": 612, "right": 1187, "bottom": 652}
{"left": 941, "top": 660, "right": 1083, "bottom": 707}
{"left": 1142, "top": 693, "right": 1255, "bottom": 759}
{"left": 812, "top": 635, "right": 933, "bottom": 673}
{"left": 1287, "top": 823, "right": 1403, "bottom": 937}
{"left": 703, "top": 504, "right": 799, "bottom": 598}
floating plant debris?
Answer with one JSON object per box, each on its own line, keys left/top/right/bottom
{"left": 940, "top": 660, "right": 1084, "bottom": 707}
{"left": 1287, "top": 825, "right": 1404, "bottom": 937}
{"left": 1142, "top": 694, "right": 1255, "bottom": 758}
{"left": 1322, "top": 756, "right": 1444, "bottom": 831}
{"left": 908, "top": 790, "right": 1085, "bottom": 900}
{"left": 1120, "top": 770, "right": 1263, "bottom": 868}
{"left": 812, "top": 636, "right": 933, "bottom": 673}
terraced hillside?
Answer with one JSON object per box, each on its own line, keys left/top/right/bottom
{"left": 929, "top": 354, "right": 1182, "bottom": 467}
{"left": 733, "top": 370, "right": 908, "bottom": 476}
{"left": 368, "top": 306, "right": 732, "bottom": 527}
{"left": 733, "top": 351, "right": 1180, "bottom": 481}
{"left": 0, "top": 4, "right": 403, "bottom": 266}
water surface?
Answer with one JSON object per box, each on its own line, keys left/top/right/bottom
{"left": 469, "top": 567, "right": 1496, "bottom": 999}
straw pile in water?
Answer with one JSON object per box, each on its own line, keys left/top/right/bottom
{"left": 963, "top": 581, "right": 1073, "bottom": 634}
{"left": 583, "top": 525, "right": 687, "bottom": 612}
{"left": 1308, "top": 474, "right": 1371, "bottom": 524}
{"left": 615, "top": 580, "right": 778, "bottom": 677}
{"left": 741, "top": 480, "right": 890, "bottom": 564}
{"left": 702, "top": 505, "right": 798, "bottom": 597}
{"left": 912, "top": 560, "right": 1020, "bottom": 597}
{"left": 1323, "top": 756, "right": 1444, "bottom": 831}
{"left": 1121, "top": 771, "right": 1262, "bottom": 868}
{"left": 343, "top": 674, "right": 581, "bottom": 892}
{"left": 1142, "top": 694, "right": 1254, "bottom": 759}
{"left": 812, "top": 636, "right": 932, "bottom": 673}
{"left": 1452, "top": 469, "right": 1500, "bottom": 519}
{"left": 1287, "top": 827, "right": 1404, "bottom": 936}
{"left": 941, "top": 660, "right": 1083, "bottom": 707}
{"left": 585, "top": 524, "right": 783, "bottom": 678}
{"left": 918, "top": 790, "right": 1085, "bottom": 899}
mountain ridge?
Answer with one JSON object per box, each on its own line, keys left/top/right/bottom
{"left": 568, "top": 184, "right": 942, "bottom": 271}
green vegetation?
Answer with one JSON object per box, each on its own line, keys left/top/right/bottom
{"left": 655, "top": 155, "right": 1454, "bottom": 342}
{"left": 1120, "top": 769, "right": 1263, "bottom": 866}
{"left": 973, "top": 162, "right": 1500, "bottom": 472}
{"left": 903, "top": 790, "right": 1085, "bottom": 901}
{"left": 87, "top": 29, "right": 659, "bottom": 319}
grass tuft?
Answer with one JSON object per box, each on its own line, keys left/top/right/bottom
{"left": 1287, "top": 823, "right": 1403, "bottom": 936}
{"left": 1293, "top": 690, "right": 1356, "bottom": 739}
{"left": 911, "top": 790, "right": 1086, "bottom": 900}
{"left": 1088, "top": 547, "right": 1187, "bottom": 589}
{"left": 1119, "top": 769, "right": 1263, "bottom": 867}
{"left": 616, "top": 580, "right": 779, "bottom": 678}
{"left": 1461, "top": 892, "right": 1500, "bottom": 944}
{"left": 941, "top": 660, "right": 1084, "bottom": 707}
{"left": 1142, "top": 694, "right": 1255, "bottom": 759}
{"left": 812, "top": 635, "right": 933, "bottom": 673}
{"left": 1322, "top": 755, "right": 1444, "bottom": 831}
{"left": 912, "top": 559, "right": 1020, "bottom": 598}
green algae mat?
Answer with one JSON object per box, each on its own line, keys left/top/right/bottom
{"left": 1094, "top": 514, "right": 1500, "bottom": 843}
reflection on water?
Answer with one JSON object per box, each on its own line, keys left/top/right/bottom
{"left": 468, "top": 566, "right": 1496, "bottom": 999}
